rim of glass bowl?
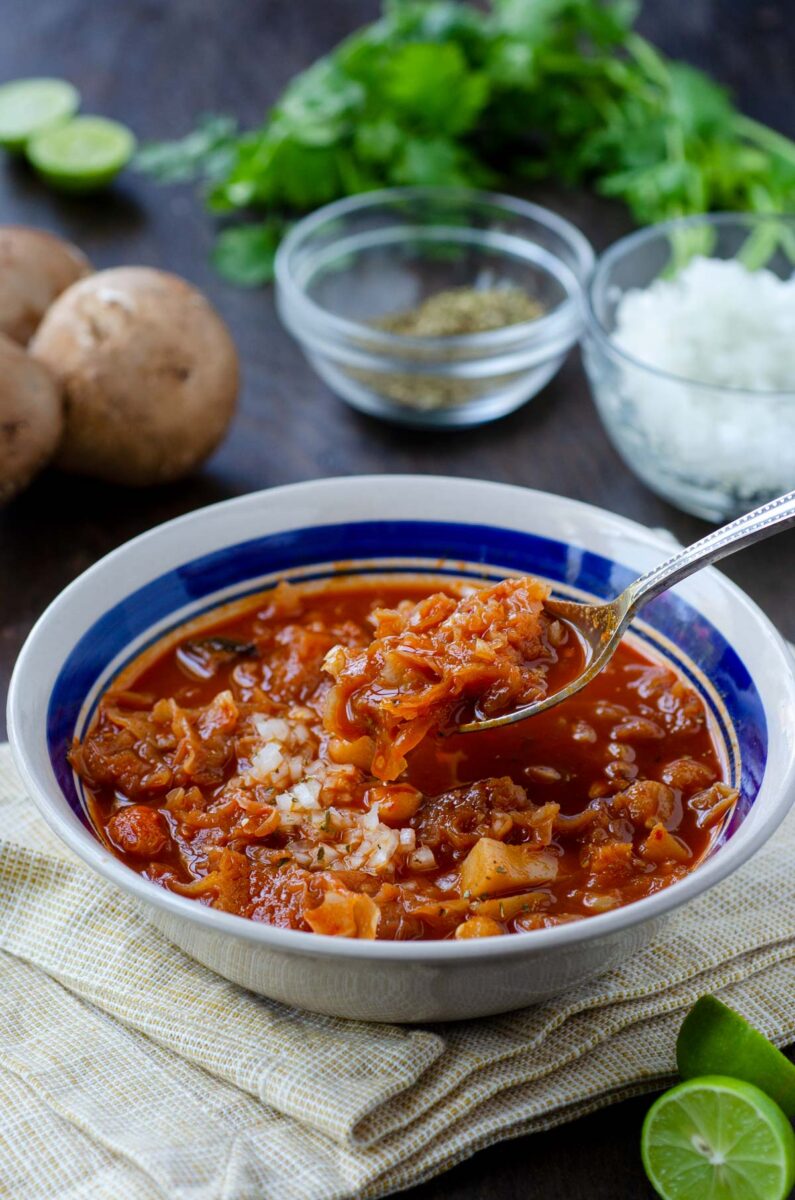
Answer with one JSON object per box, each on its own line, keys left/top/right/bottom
{"left": 584, "top": 210, "right": 795, "bottom": 400}
{"left": 274, "top": 186, "right": 595, "bottom": 356}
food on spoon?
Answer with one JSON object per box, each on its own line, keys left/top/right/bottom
{"left": 29, "top": 266, "right": 239, "bottom": 485}
{"left": 0, "top": 332, "right": 63, "bottom": 503}
{"left": 69, "top": 575, "right": 737, "bottom": 940}
{"left": 0, "top": 226, "right": 91, "bottom": 344}
{"left": 323, "top": 577, "right": 562, "bottom": 780}
{"left": 0, "top": 78, "right": 79, "bottom": 151}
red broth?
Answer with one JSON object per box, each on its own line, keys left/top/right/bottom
{"left": 70, "top": 578, "right": 736, "bottom": 941}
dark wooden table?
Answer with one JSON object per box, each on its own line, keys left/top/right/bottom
{"left": 1, "top": 2, "right": 793, "bottom": 1196}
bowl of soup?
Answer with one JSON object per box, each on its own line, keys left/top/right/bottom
{"left": 9, "top": 476, "right": 795, "bottom": 1021}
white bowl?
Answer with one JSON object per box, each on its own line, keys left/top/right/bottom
{"left": 9, "top": 476, "right": 795, "bottom": 1022}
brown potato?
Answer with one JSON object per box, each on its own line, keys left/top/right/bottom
{"left": 0, "top": 333, "right": 63, "bottom": 503}
{"left": 459, "top": 838, "right": 558, "bottom": 898}
{"left": 0, "top": 226, "right": 91, "bottom": 344}
{"left": 29, "top": 266, "right": 239, "bottom": 486}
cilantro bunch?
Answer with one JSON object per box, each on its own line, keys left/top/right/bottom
{"left": 137, "top": 0, "right": 795, "bottom": 285}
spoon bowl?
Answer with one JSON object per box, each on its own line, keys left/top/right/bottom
{"left": 461, "top": 488, "right": 795, "bottom": 734}
{"left": 458, "top": 592, "right": 632, "bottom": 732}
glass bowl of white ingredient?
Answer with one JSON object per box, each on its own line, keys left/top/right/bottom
{"left": 583, "top": 212, "right": 795, "bottom": 520}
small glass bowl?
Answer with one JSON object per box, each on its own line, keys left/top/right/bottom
{"left": 275, "top": 187, "right": 594, "bottom": 429}
{"left": 583, "top": 212, "right": 795, "bottom": 521}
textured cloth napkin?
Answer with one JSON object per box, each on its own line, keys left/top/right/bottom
{"left": 2, "top": 742, "right": 795, "bottom": 1200}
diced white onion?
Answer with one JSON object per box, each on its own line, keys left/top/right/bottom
{"left": 292, "top": 781, "right": 321, "bottom": 810}
{"left": 409, "top": 846, "right": 436, "bottom": 871}
{"left": 250, "top": 742, "right": 283, "bottom": 780}
{"left": 367, "top": 829, "right": 400, "bottom": 869}
{"left": 362, "top": 806, "right": 380, "bottom": 831}
{"left": 251, "top": 716, "right": 291, "bottom": 742}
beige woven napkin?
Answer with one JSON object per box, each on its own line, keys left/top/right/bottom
{"left": 2, "top": 742, "right": 795, "bottom": 1200}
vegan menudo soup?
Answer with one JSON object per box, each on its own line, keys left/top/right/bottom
{"left": 70, "top": 576, "right": 737, "bottom": 940}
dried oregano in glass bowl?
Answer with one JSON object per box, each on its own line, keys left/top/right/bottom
{"left": 275, "top": 187, "right": 593, "bottom": 429}
{"left": 355, "top": 284, "right": 545, "bottom": 412}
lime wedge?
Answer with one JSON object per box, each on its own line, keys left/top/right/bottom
{"left": 0, "top": 78, "right": 79, "bottom": 150}
{"left": 642, "top": 1076, "right": 795, "bottom": 1200}
{"left": 678, "top": 995, "right": 795, "bottom": 1118}
{"left": 27, "top": 116, "right": 136, "bottom": 192}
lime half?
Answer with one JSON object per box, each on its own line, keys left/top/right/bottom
{"left": 27, "top": 116, "right": 136, "bottom": 191}
{"left": 678, "top": 995, "right": 795, "bottom": 1118}
{"left": 0, "top": 78, "right": 79, "bottom": 150}
{"left": 642, "top": 1075, "right": 795, "bottom": 1200}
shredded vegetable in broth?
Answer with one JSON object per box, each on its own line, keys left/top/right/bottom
{"left": 70, "top": 577, "right": 737, "bottom": 940}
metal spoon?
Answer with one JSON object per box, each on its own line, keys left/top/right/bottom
{"left": 459, "top": 488, "right": 795, "bottom": 734}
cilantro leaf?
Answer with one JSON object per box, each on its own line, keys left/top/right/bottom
{"left": 384, "top": 0, "right": 489, "bottom": 50}
{"left": 382, "top": 42, "right": 489, "bottom": 135}
{"left": 277, "top": 59, "right": 365, "bottom": 146}
{"left": 667, "top": 63, "right": 733, "bottom": 138}
{"left": 211, "top": 221, "right": 284, "bottom": 286}
{"left": 135, "top": 114, "right": 238, "bottom": 183}
{"left": 392, "top": 135, "right": 491, "bottom": 186}
{"left": 354, "top": 118, "right": 405, "bottom": 164}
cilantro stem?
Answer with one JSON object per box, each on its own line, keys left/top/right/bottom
{"left": 624, "top": 32, "right": 672, "bottom": 89}
{"left": 733, "top": 114, "right": 795, "bottom": 166}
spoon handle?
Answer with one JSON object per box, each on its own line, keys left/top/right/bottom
{"left": 625, "top": 489, "right": 795, "bottom": 615}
